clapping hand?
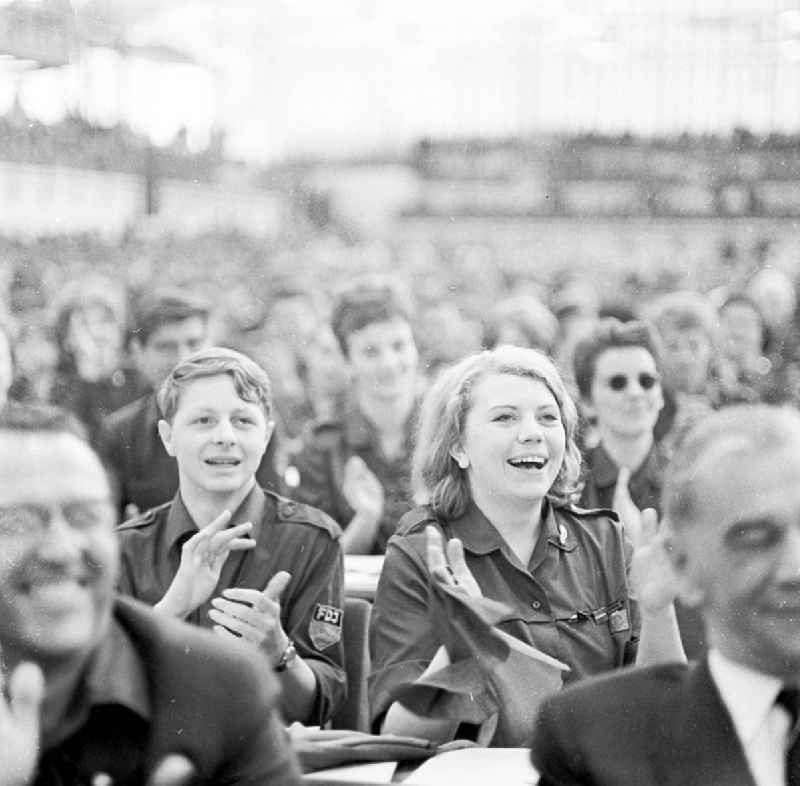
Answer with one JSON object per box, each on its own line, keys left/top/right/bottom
{"left": 158, "top": 510, "right": 256, "bottom": 618}
{"left": 342, "top": 456, "right": 384, "bottom": 523}
{"left": 425, "top": 525, "right": 482, "bottom": 599}
{"left": 209, "top": 572, "right": 292, "bottom": 662}
{"left": 0, "top": 661, "right": 43, "bottom": 786}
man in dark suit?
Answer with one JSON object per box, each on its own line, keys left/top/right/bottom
{"left": 531, "top": 404, "right": 800, "bottom": 786}
{"left": 0, "top": 403, "right": 300, "bottom": 786}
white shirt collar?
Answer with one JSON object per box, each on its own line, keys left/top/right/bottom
{"left": 708, "top": 648, "right": 784, "bottom": 745}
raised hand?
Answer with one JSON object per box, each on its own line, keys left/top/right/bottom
{"left": 209, "top": 571, "right": 292, "bottom": 662}
{"left": 426, "top": 525, "right": 482, "bottom": 599}
{"left": 342, "top": 456, "right": 384, "bottom": 522}
{"left": 0, "top": 661, "right": 44, "bottom": 786}
{"left": 629, "top": 508, "right": 678, "bottom": 614}
{"left": 157, "top": 510, "right": 256, "bottom": 618}
{"left": 612, "top": 466, "right": 644, "bottom": 545}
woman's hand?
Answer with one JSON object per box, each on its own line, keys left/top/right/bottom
{"left": 629, "top": 508, "right": 678, "bottom": 615}
{"left": 425, "top": 525, "right": 482, "bottom": 598}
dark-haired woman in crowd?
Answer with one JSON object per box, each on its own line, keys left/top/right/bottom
{"left": 49, "top": 279, "right": 146, "bottom": 444}
{"left": 369, "top": 345, "right": 683, "bottom": 744}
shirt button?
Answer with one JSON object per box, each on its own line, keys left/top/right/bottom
{"left": 531, "top": 600, "right": 542, "bottom": 609}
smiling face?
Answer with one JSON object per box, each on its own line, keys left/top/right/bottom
{"left": 588, "top": 346, "right": 663, "bottom": 439}
{"left": 158, "top": 374, "right": 272, "bottom": 500}
{"left": 671, "top": 441, "right": 800, "bottom": 679}
{"left": 345, "top": 318, "right": 419, "bottom": 404}
{"left": 454, "top": 373, "right": 566, "bottom": 511}
{"left": 0, "top": 431, "right": 118, "bottom": 664}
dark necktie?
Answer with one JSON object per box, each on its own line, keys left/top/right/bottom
{"left": 777, "top": 687, "right": 800, "bottom": 785}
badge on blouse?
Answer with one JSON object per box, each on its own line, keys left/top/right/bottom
{"left": 309, "top": 603, "right": 343, "bottom": 650}
{"left": 609, "top": 607, "right": 630, "bottom": 633}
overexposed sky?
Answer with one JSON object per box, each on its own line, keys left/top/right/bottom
{"left": 3, "top": 0, "right": 800, "bottom": 161}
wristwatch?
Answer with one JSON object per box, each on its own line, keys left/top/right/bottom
{"left": 275, "top": 639, "right": 298, "bottom": 672}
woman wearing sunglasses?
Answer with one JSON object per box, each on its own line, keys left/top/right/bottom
{"left": 369, "top": 345, "right": 683, "bottom": 745}
{"left": 573, "top": 319, "right": 667, "bottom": 514}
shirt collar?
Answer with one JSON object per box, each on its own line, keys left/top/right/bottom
{"left": 452, "top": 498, "right": 575, "bottom": 556}
{"left": 708, "top": 648, "right": 784, "bottom": 746}
{"left": 164, "top": 483, "right": 267, "bottom": 551}
{"left": 86, "top": 617, "right": 150, "bottom": 720}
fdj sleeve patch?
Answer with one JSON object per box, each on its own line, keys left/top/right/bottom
{"left": 309, "top": 603, "right": 343, "bottom": 650}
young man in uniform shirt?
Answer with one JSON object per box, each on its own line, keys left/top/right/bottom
{"left": 531, "top": 404, "right": 800, "bottom": 786}
{"left": 101, "top": 290, "right": 281, "bottom": 518}
{"left": 287, "top": 276, "right": 420, "bottom": 554}
{"left": 0, "top": 403, "right": 300, "bottom": 786}
{"left": 116, "top": 347, "right": 346, "bottom": 726}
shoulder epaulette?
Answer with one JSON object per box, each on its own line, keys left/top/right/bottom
{"left": 267, "top": 491, "right": 342, "bottom": 539}
{"left": 395, "top": 505, "right": 439, "bottom": 536}
{"left": 562, "top": 503, "right": 620, "bottom": 522}
{"left": 115, "top": 501, "right": 171, "bottom": 532}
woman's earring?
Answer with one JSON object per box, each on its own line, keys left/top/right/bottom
{"left": 457, "top": 456, "right": 469, "bottom": 469}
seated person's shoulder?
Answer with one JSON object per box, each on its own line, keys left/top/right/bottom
{"left": 268, "top": 490, "right": 343, "bottom": 540}
{"left": 558, "top": 499, "right": 621, "bottom": 527}
{"left": 116, "top": 501, "right": 171, "bottom": 536}
{"left": 394, "top": 504, "right": 440, "bottom": 538}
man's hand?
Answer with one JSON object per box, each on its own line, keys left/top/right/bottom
{"left": 426, "top": 525, "right": 482, "bottom": 599}
{"left": 209, "top": 572, "right": 292, "bottom": 662}
{"left": 629, "top": 508, "right": 678, "bottom": 614}
{"left": 0, "top": 661, "right": 44, "bottom": 786}
{"left": 342, "top": 456, "right": 384, "bottom": 523}
{"left": 157, "top": 511, "right": 255, "bottom": 618}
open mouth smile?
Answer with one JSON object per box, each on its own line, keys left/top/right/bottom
{"left": 507, "top": 456, "right": 548, "bottom": 470}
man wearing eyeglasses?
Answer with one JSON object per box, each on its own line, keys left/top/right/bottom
{"left": 0, "top": 403, "right": 300, "bottom": 786}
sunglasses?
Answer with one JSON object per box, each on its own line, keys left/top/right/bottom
{"left": 604, "top": 372, "right": 660, "bottom": 392}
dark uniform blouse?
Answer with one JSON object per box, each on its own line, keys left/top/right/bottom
{"left": 116, "top": 486, "right": 346, "bottom": 726}
{"left": 287, "top": 404, "right": 415, "bottom": 554}
{"left": 369, "top": 499, "right": 639, "bottom": 731}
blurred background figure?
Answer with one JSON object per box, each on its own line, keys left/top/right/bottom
{"left": 0, "top": 315, "right": 14, "bottom": 410}
{"left": 416, "top": 301, "right": 482, "bottom": 378}
{"left": 482, "top": 294, "right": 559, "bottom": 354}
{"left": 287, "top": 276, "right": 421, "bottom": 554}
{"left": 645, "top": 291, "right": 719, "bottom": 452}
{"left": 715, "top": 292, "right": 777, "bottom": 404}
{"left": 49, "top": 277, "right": 147, "bottom": 444}
{"left": 550, "top": 275, "right": 601, "bottom": 384}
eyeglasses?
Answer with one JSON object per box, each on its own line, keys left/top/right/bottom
{"left": 0, "top": 501, "right": 115, "bottom": 538}
{"left": 604, "top": 372, "right": 660, "bottom": 392}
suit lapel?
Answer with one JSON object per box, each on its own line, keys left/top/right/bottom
{"left": 654, "top": 659, "right": 756, "bottom": 786}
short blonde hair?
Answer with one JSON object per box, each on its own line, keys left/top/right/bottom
{"left": 412, "top": 345, "right": 582, "bottom": 519}
{"left": 157, "top": 346, "right": 273, "bottom": 423}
